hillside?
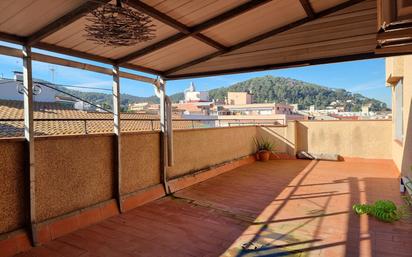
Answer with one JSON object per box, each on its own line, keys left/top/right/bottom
{"left": 55, "top": 75, "right": 389, "bottom": 112}
{"left": 57, "top": 87, "right": 159, "bottom": 111}
{"left": 171, "top": 76, "right": 389, "bottom": 112}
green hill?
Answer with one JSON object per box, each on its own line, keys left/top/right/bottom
{"left": 171, "top": 75, "right": 389, "bottom": 112}
{"left": 54, "top": 75, "right": 389, "bottom": 112}
{"left": 56, "top": 87, "right": 159, "bottom": 111}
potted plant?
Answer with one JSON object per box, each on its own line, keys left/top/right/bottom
{"left": 254, "top": 137, "right": 274, "bottom": 162}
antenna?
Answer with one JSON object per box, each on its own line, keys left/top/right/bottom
{"left": 49, "top": 65, "right": 56, "bottom": 84}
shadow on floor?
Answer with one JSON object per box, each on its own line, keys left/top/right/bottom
{"left": 15, "top": 159, "right": 412, "bottom": 257}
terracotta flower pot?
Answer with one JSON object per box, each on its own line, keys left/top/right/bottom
{"left": 257, "top": 150, "right": 270, "bottom": 162}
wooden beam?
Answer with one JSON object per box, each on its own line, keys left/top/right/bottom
{"left": 27, "top": 0, "right": 110, "bottom": 46}
{"left": 0, "top": 44, "right": 22, "bottom": 58}
{"left": 32, "top": 52, "right": 112, "bottom": 75}
{"left": 33, "top": 42, "right": 162, "bottom": 76}
{"left": 34, "top": 42, "right": 114, "bottom": 65}
{"left": 112, "top": 65, "right": 124, "bottom": 213}
{"left": 0, "top": 32, "right": 161, "bottom": 78}
{"left": 165, "top": 52, "right": 408, "bottom": 80}
{"left": 164, "top": 0, "right": 365, "bottom": 75}
{"left": 0, "top": 44, "right": 156, "bottom": 84}
{"left": 117, "top": 0, "right": 271, "bottom": 64}
{"left": 377, "top": 27, "right": 412, "bottom": 40}
{"left": 299, "top": 0, "right": 315, "bottom": 18}
{"left": 375, "top": 42, "right": 412, "bottom": 54}
{"left": 192, "top": 34, "right": 227, "bottom": 51}
{"left": 119, "top": 71, "right": 156, "bottom": 84}
{"left": 126, "top": 0, "right": 224, "bottom": 51}
{"left": 121, "top": 63, "right": 164, "bottom": 76}
{"left": 0, "top": 32, "right": 24, "bottom": 44}
{"left": 22, "top": 45, "right": 37, "bottom": 246}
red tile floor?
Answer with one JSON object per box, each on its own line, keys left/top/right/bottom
{"left": 15, "top": 160, "right": 412, "bottom": 257}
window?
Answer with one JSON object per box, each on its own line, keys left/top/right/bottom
{"left": 395, "top": 79, "right": 404, "bottom": 142}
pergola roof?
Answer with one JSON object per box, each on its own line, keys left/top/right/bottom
{"left": 0, "top": 0, "right": 401, "bottom": 80}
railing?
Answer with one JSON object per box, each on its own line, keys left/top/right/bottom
{"left": 0, "top": 118, "right": 285, "bottom": 137}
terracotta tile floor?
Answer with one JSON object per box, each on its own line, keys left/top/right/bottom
{"left": 15, "top": 160, "right": 412, "bottom": 257}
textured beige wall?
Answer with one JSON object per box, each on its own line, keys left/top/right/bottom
{"left": 0, "top": 118, "right": 397, "bottom": 231}
{"left": 0, "top": 139, "right": 26, "bottom": 233}
{"left": 296, "top": 120, "right": 392, "bottom": 159}
{"left": 35, "top": 134, "right": 115, "bottom": 222}
{"left": 388, "top": 55, "right": 412, "bottom": 177}
{"left": 256, "top": 124, "right": 296, "bottom": 155}
{"left": 168, "top": 127, "right": 256, "bottom": 178}
{"left": 121, "top": 132, "right": 160, "bottom": 194}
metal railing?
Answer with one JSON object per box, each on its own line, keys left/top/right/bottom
{"left": 0, "top": 117, "right": 285, "bottom": 137}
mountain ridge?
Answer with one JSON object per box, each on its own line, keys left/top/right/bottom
{"left": 60, "top": 75, "right": 389, "bottom": 112}
{"left": 171, "top": 75, "right": 389, "bottom": 111}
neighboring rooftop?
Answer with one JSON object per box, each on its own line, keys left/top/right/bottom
{"left": 0, "top": 100, "right": 194, "bottom": 137}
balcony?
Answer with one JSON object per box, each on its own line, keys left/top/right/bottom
{"left": 1, "top": 120, "right": 410, "bottom": 257}
{"left": 0, "top": 1, "right": 411, "bottom": 256}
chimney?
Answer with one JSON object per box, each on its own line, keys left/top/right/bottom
{"left": 13, "top": 71, "right": 23, "bottom": 82}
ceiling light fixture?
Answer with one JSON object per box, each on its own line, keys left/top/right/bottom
{"left": 85, "top": 0, "right": 156, "bottom": 47}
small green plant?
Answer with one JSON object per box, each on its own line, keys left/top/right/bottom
{"left": 253, "top": 137, "right": 274, "bottom": 152}
{"left": 353, "top": 200, "right": 410, "bottom": 223}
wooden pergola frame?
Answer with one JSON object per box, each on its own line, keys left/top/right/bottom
{"left": 0, "top": 0, "right": 393, "bottom": 80}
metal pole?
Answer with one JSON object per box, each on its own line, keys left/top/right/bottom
{"left": 112, "top": 65, "right": 123, "bottom": 213}
{"left": 165, "top": 96, "right": 174, "bottom": 167}
{"left": 192, "top": 120, "right": 195, "bottom": 129}
{"left": 84, "top": 120, "right": 87, "bottom": 134}
{"left": 23, "top": 45, "right": 37, "bottom": 246}
{"left": 157, "top": 79, "right": 170, "bottom": 194}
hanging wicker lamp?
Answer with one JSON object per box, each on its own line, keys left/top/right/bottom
{"left": 85, "top": 0, "right": 156, "bottom": 47}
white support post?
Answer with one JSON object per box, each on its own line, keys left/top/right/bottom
{"left": 112, "top": 65, "right": 123, "bottom": 212}
{"left": 23, "top": 45, "right": 37, "bottom": 246}
{"left": 157, "top": 79, "right": 170, "bottom": 194}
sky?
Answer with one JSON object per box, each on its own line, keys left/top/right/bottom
{"left": 0, "top": 42, "right": 391, "bottom": 105}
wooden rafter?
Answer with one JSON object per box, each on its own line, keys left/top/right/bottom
{"left": 0, "top": 32, "right": 24, "bottom": 44}
{"left": 299, "top": 0, "right": 315, "bottom": 18}
{"left": 0, "top": 30, "right": 162, "bottom": 76}
{"left": 165, "top": 51, "right": 409, "bottom": 79}
{"left": 116, "top": 0, "right": 271, "bottom": 64}
{"left": 33, "top": 42, "right": 162, "bottom": 76}
{"left": 125, "top": 0, "right": 225, "bottom": 53}
{"left": 27, "top": 0, "right": 110, "bottom": 46}
{"left": 164, "top": 0, "right": 365, "bottom": 76}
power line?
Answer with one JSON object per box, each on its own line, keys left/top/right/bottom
{"left": 33, "top": 81, "right": 114, "bottom": 114}
{"left": 60, "top": 85, "right": 111, "bottom": 91}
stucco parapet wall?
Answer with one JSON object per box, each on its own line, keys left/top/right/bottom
{"left": 296, "top": 120, "right": 392, "bottom": 122}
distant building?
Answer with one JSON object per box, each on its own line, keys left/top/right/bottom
{"left": 227, "top": 92, "right": 253, "bottom": 105}
{"left": 129, "top": 102, "right": 150, "bottom": 112}
{"left": 220, "top": 103, "right": 295, "bottom": 116}
{"left": 361, "top": 103, "right": 371, "bottom": 115}
{"left": 184, "top": 82, "right": 209, "bottom": 102}
{"left": 74, "top": 101, "right": 93, "bottom": 111}
{"left": 0, "top": 71, "right": 57, "bottom": 102}
{"left": 175, "top": 102, "right": 214, "bottom": 116}
{"left": 55, "top": 95, "right": 77, "bottom": 106}
{"left": 290, "top": 104, "right": 299, "bottom": 112}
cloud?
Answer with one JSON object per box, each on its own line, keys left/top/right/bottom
{"left": 349, "top": 80, "right": 386, "bottom": 92}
